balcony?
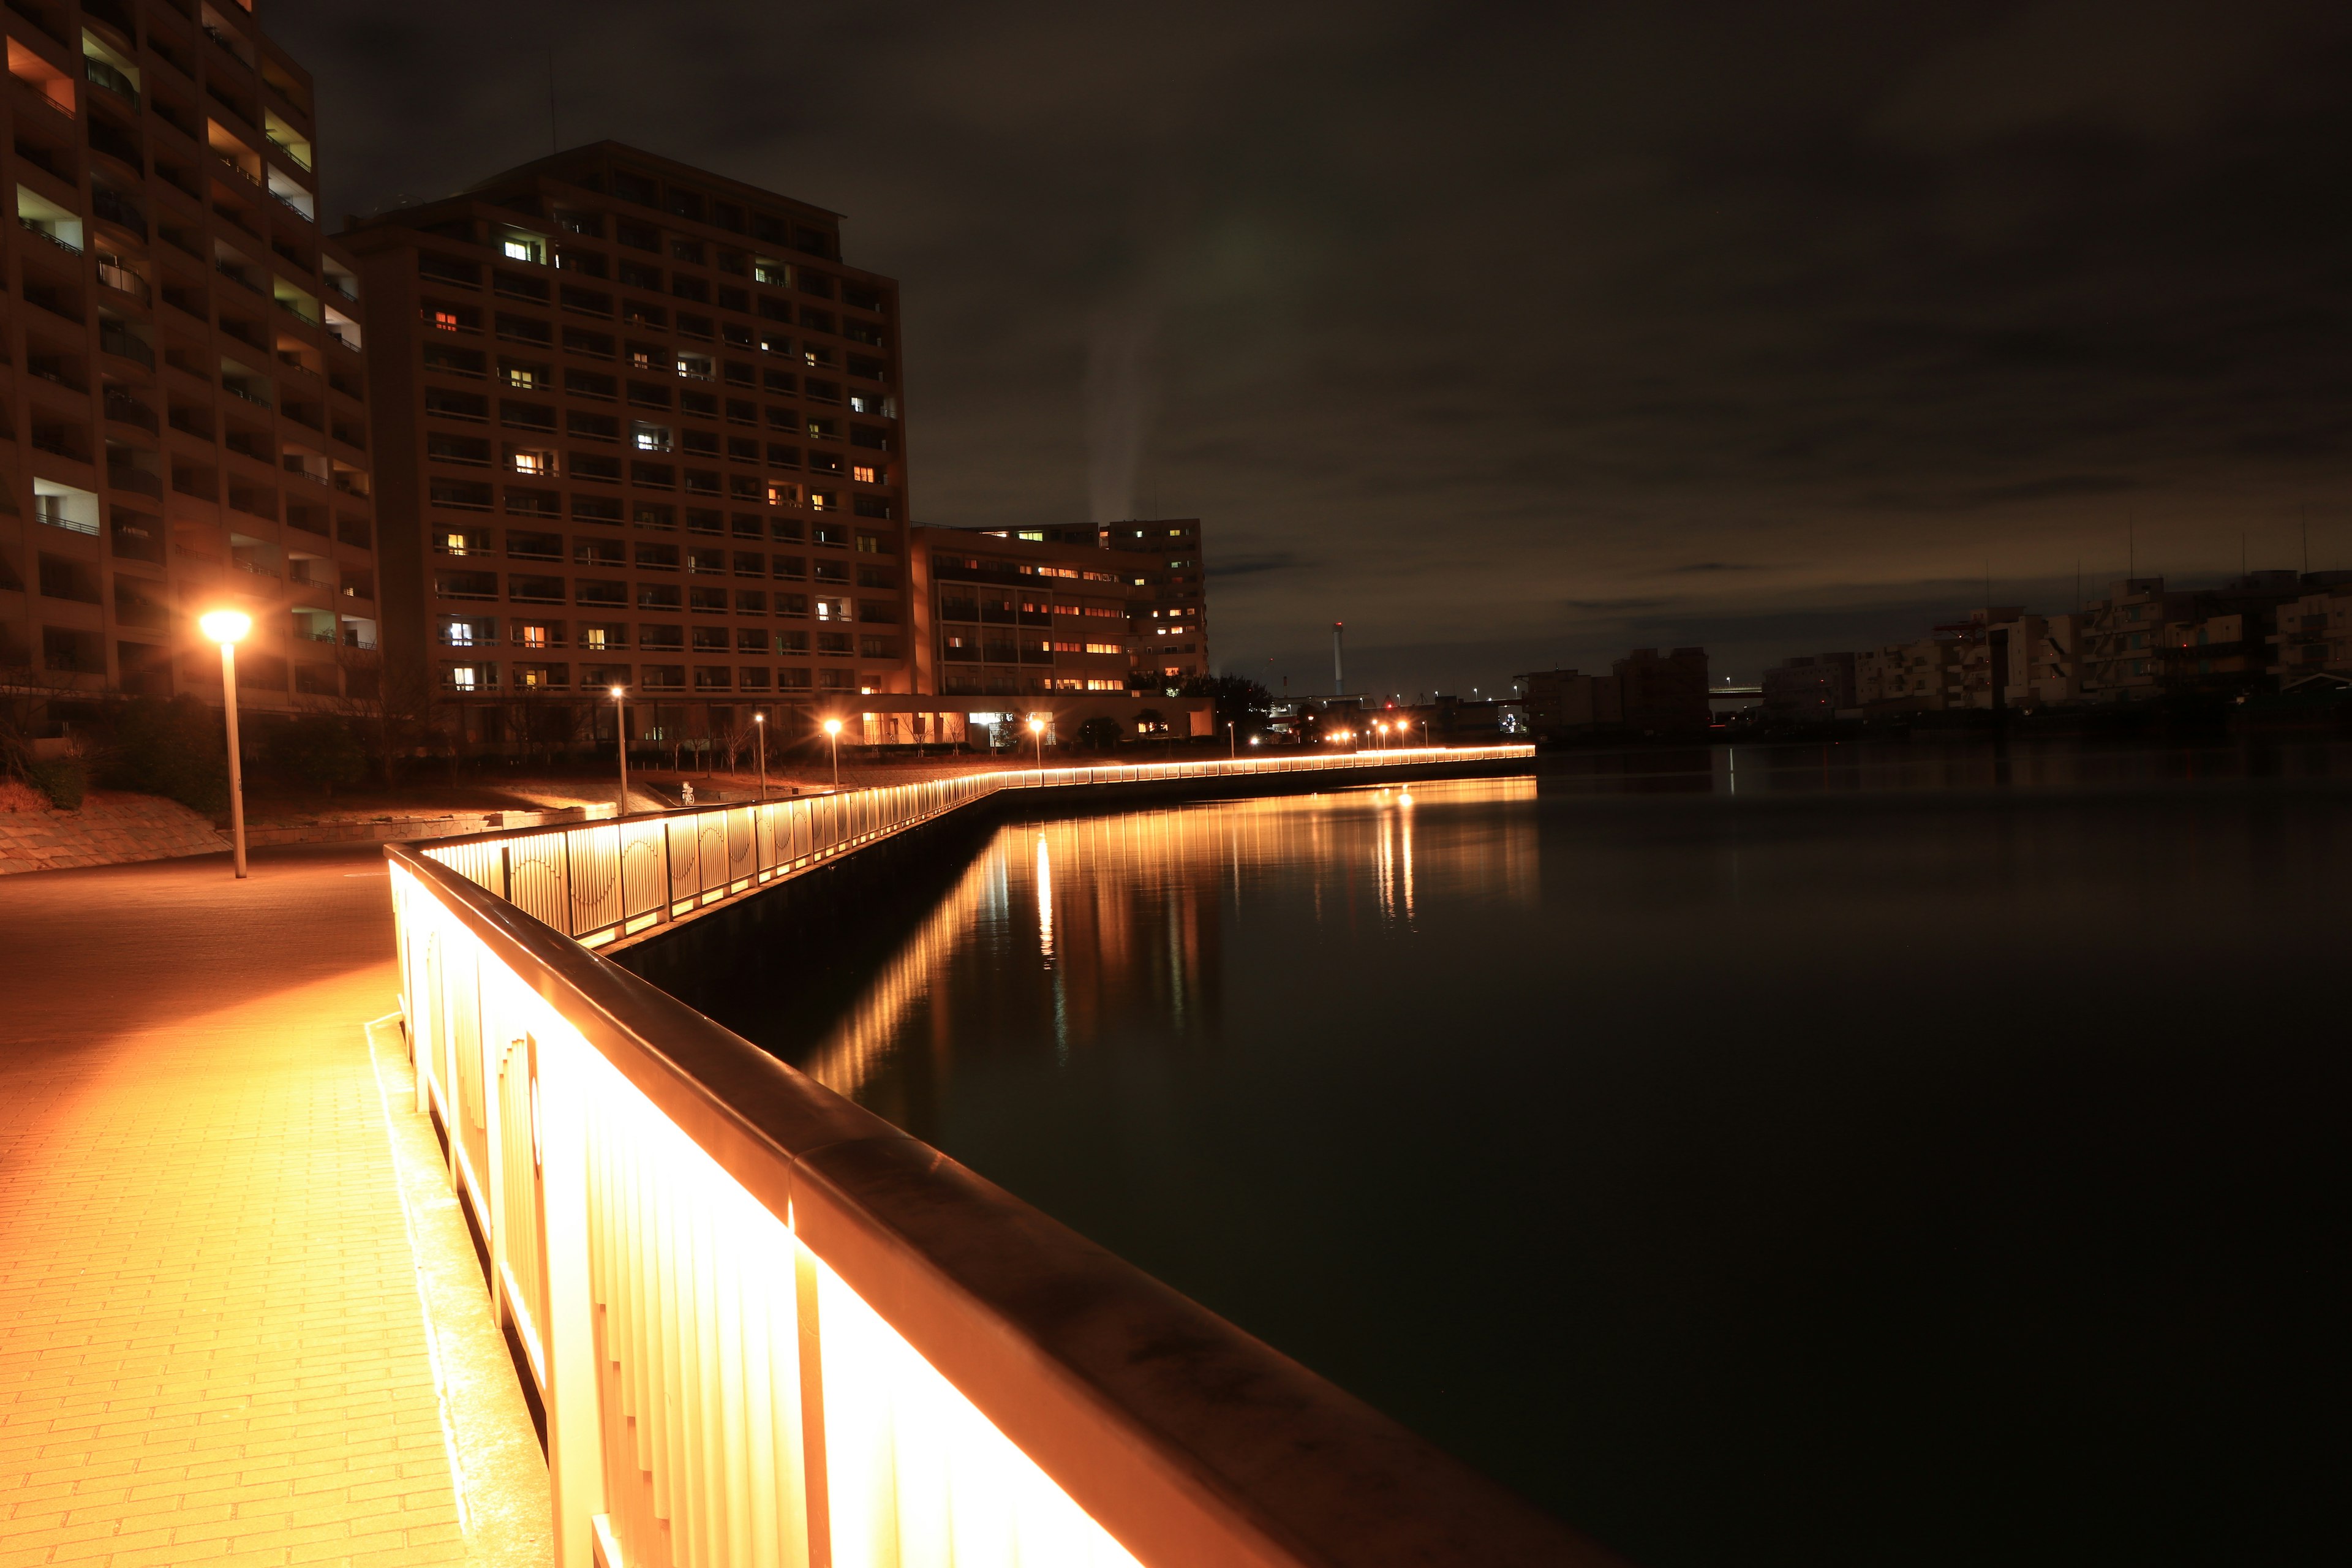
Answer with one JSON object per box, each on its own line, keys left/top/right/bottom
{"left": 83, "top": 57, "right": 137, "bottom": 107}
{"left": 18, "top": 217, "right": 81, "bottom": 256}
{"left": 101, "top": 391, "right": 157, "bottom": 431}
{"left": 94, "top": 260, "right": 150, "bottom": 303}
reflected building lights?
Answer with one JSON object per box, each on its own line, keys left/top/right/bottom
{"left": 796, "top": 777, "right": 1536, "bottom": 1125}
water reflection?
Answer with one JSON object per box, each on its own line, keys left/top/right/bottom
{"left": 749, "top": 750, "right": 2346, "bottom": 1568}
{"left": 799, "top": 777, "right": 1534, "bottom": 1114}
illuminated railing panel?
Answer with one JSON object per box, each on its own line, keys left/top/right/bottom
{"left": 420, "top": 747, "right": 1531, "bottom": 948}
{"left": 390, "top": 744, "right": 1596, "bottom": 1568}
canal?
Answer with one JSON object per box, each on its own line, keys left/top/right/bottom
{"left": 724, "top": 743, "right": 2348, "bottom": 1567}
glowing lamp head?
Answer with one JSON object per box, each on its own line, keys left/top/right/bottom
{"left": 609, "top": 684, "right": 625, "bottom": 699}
{"left": 753, "top": 712, "right": 765, "bottom": 725}
{"left": 1028, "top": 716, "right": 1045, "bottom": 734}
{"left": 198, "top": 609, "right": 251, "bottom": 645}
{"left": 823, "top": 718, "right": 843, "bottom": 736}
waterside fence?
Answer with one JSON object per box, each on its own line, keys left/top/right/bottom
{"left": 386, "top": 744, "right": 1606, "bottom": 1568}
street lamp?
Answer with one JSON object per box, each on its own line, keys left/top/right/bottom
{"left": 753, "top": 711, "right": 767, "bottom": 801}
{"left": 823, "top": 716, "right": 843, "bottom": 789}
{"left": 198, "top": 610, "right": 251, "bottom": 879}
{"left": 1226, "top": 720, "right": 1235, "bottom": 760}
{"left": 1028, "top": 714, "right": 1046, "bottom": 779}
{"left": 609, "top": 685, "right": 630, "bottom": 813}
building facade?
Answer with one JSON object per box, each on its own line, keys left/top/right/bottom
{"left": 342, "top": 143, "right": 908, "bottom": 748}
{"left": 5, "top": 0, "right": 378, "bottom": 717}
{"left": 907, "top": 519, "right": 1207, "bottom": 701}
{"left": 1614, "top": 646, "right": 1709, "bottom": 733}
{"left": 1036, "top": 519, "right": 1208, "bottom": 692}
{"left": 1762, "top": 652, "right": 1856, "bottom": 723}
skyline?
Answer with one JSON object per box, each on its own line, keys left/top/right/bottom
{"left": 274, "top": 0, "right": 2352, "bottom": 693}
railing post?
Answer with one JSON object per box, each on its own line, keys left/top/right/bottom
{"left": 538, "top": 1029, "right": 606, "bottom": 1568}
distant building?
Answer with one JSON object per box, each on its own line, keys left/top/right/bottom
{"left": 1856, "top": 635, "right": 1964, "bottom": 713}
{"left": 1035, "top": 521, "right": 1208, "bottom": 692}
{"left": 1614, "top": 647, "right": 1709, "bottom": 733}
{"left": 905, "top": 519, "right": 1206, "bottom": 698}
{"left": 1517, "top": 668, "right": 1623, "bottom": 734}
{"left": 1762, "top": 652, "right": 1855, "bottom": 723}
{"left": 2267, "top": 583, "right": 2352, "bottom": 685}
{"left": 1517, "top": 647, "right": 1707, "bottom": 737}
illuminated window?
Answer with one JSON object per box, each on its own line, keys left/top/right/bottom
{"left": 516, "top": 624, "right": 551, "bottom": 648}
{"left": 852, "top": 464, "right": 877, "bottom": 484}
{"left": 1086, "top": 643, "right": 1120, "bottom": 654}
{"left": 426, "top": 309, "right": 461, "bottom": 331}
{"left": 511, "top": 450, "right": 552, "bottom": 475}
{"left": 502, "top": 237, "right": 543, "bottom": 264}
{"left": 1017, "top": 530, "right": 1043, "bottom": 541}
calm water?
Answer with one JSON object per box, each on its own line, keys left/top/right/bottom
{"left": 741, "top": 742, "right": 2351, "bottom": 1567}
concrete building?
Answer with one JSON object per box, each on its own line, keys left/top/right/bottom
{"left": 1856, "top": 635, "right": 1964, "bottom": 713}
{"left": 907, "top": 518, "right": 1207, "bottom": 700}
{"left": 1517, "top": 667, "right": 1623, "bottom": 735}
{"left": 1761, "top": 652, "right": 1855, "bottom": 723}
{"left": 1615, "top": 646, "right": 1709, "bottom": 733}
{"left": 2267, "top": 583, "right": 2352, "bottom": 685}
{"left": 342, "top": 143, "right": 909, "bottom": 750}
{"left": 1517, "top": 647, "right": 1708, "bottom": 737}
{"left": 4, "top": 0, "right": 379, "bottom": 717}
{"left": 1037, "top": 519, "right": 1208, "bottom": 692}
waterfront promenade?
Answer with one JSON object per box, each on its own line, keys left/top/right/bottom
{"left": 0, "top": 848, "right": 548, "bottom": 1568}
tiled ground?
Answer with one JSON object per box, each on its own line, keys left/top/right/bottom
{"left": 0, "top": 848, "right": 548, "bottom": 1568}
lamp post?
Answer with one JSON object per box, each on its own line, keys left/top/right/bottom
{"left": 1226, "top": 720, "right": 1235, "bottom": 760}
{"left": 609, "top": 685, "right": 629, "bottom": 813}
{"left": 198, "top": 610, "right": 251, "bottom": 879}
{"left": 823, "top": 717, "right": 842, "bottom": 789}
{"left": 753, "top": 711, "right": 767, "bottom": 801}
{"left": 1028, "top": 714, "right": 1046, "bottom": 780}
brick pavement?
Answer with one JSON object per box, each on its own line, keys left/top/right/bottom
{"left": 0, "top": 848, "right": 548, "bottom": 1568}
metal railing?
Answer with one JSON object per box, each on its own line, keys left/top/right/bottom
{"left": 419, "top": 745, "right": 1531, "bottom": 948}
{"left": 390, "top": 743, "right": 1597, "bottom": 1568}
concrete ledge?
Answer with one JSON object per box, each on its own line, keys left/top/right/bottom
{"left": 243, "top": 802, "right": 617, "bottom": 848}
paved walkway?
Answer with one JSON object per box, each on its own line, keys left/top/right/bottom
{"left": 0, "top": 847, "right": 548, "bottom": 1568}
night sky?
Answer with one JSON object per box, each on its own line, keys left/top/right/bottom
{"left": 275, "top": 1, "right": 2352, "bottom": 694}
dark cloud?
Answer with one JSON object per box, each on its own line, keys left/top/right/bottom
{"left": 272, "top": 0, "right": 2352, "bottom": 690}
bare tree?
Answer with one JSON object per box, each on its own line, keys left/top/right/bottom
{"left": 332, "top": 646, "right": 434, "bottom": 788}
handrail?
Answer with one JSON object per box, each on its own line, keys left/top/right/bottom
{"left": 389, "top": 744, "right": 1597, "bottom": 1568}
{"left": 420, "top": 744, "right": 1532, "bottom": 949}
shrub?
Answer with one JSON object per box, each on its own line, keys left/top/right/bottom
{"left": 1075, "top": 715, "right": 1123, "bottom": 752}
{"left": 27, "top": 757, "right": 85, "bottom": 810}
{"left": 263, "top": 716, "right": 367, "bottom": 798}
{"left": 102, "top": 696, "right": 228, "bottom": 817}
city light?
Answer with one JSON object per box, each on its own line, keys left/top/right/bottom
{"left": 198, "top": 609, "right": 251, "bottom": 645}
{"left": 610, "top": 685, "right": 629, "bottom": 812}
{"left": 200, "top": 610, "right": 251, "bottom": 878}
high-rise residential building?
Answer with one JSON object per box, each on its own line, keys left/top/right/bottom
{"left": 906, "top": 518, "right": 1208, "bottom": 700}
{"left": 1035, "top": 519, "right": 1208, "bottom": 692}
{"left": 341, "top": 143, "right": 910, "bottom": 750}
{"left": 4, "top": 0, "right": 379, "bottom": 718}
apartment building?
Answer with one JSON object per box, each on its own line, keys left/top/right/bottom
{"left": 342, "top": 143, "right": 908, "bottom": 746}
{"left": 1035, "top": 519, "right": 1208, "bottom": 692}
{"left": 2267, "top": 582, "right": 2352, "bottom": 685}
{"left": 907, "top": 518, "right": 1207, "bottom": 701}
{"left": 1761, "top": 651, "right": 1856, "bottom": 723}
{"left": 1517, "top": 647, "right": 1709, "bottom": 737}
{"left": 4, "top": 0, "right": 378, "bottom": 716}
{"left": 1615, "top": 646, "right": 1709, "bottom": 732}
{"left": 1856, "top": 635, "right": 1964, "bottom": 712}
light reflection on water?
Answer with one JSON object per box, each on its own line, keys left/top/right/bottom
{"left": 800, "top": 776, "right": 1536, "bottom": 1104}
{"left": 753, "top": 753, "right": 2346, "bottom": 1568}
